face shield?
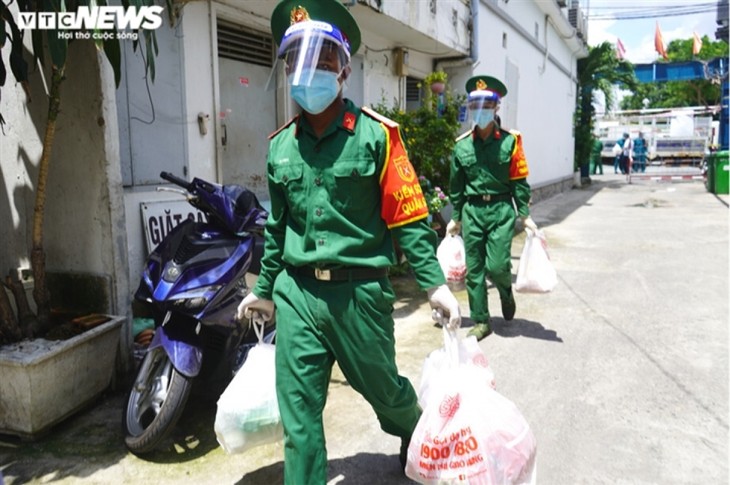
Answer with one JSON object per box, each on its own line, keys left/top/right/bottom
{"left": 277, "top": 20, "right": 350, "bottom": 86}
{"left": 468, "top": 90, "right": 500, "bottom": 129}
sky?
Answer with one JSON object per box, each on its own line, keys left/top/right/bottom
{"left": 586, "top": 0, "right": 721, "bottom": 63}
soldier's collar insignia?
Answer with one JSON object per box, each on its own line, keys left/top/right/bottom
{"left": 290, "top": 6, "right": 310, "bottom": 24}
{"left": 343, "top": 111, "right": 356, "bottom": 132}
{"left": 476, "top": 79, "right": 487, "bottom": 90}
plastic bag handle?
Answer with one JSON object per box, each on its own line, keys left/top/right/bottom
{"left": 250, "top": 315, "right": 266, "bottom": 344}
{"left": 442, "top": 326, "right": 460, "bottom": 368}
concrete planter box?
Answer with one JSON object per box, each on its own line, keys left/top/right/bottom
{"left": 0, "top": 315, "right": 124, "bottom": 439}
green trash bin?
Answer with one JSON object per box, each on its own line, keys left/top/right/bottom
{"left": 714, "top": 151, "right": 729, "bottom": 195}
{"left": 706, "top": 153, "right": 716, "bottom": 193}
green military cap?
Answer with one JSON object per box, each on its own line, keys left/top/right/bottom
{"left": 271, "top": 0, "right": 361, "bottom": 55}
{"left": 465, "top": 75, "right": 508, "bottom": 98}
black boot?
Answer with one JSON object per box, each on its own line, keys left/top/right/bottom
{"left": 399, "top": 436, "right": 409, "bottom": 470}
{"left": 501, "top": 288, "right": 516, "bottom": 321}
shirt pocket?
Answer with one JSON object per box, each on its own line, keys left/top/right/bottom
{"left": 332, "top": 158, "right": 377, "bottom": 211}
{"left": 271, "top": 162, "right": 306, "bottom": 208}
{"left": 458, "top": 153, "right": 481, "bottom": 179}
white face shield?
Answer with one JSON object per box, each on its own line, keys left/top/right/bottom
{"left": 467, "top": 90, "right": 500, "bottom": 129}
{"left": 276, "top": 20, "right": 350, "bottom": 86}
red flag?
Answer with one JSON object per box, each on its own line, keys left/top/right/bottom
{"left": 692, "top": 31, "right": 703, "bottom": 56}
{"left": 655, "top": 22, "right": 668, "bottom": 60}
{"left": 616, "top": 38, "right": 626, "bottom": 60}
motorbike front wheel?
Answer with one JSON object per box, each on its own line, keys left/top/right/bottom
{"left": 123, "top": 346, "right": 193, "bottom": 454}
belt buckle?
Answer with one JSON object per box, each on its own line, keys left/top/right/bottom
{"left": 482, "top": 194, "right": 491, "bottom": 201}
{"left": 314, "top": 268, "right": 331, "bottom": 281}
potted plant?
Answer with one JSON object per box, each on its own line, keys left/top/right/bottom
{"left": 423, "top": 70, "right": 448, "bottom": 94}
{"left": 0, "top": 0, "right": 167, "bottom": 438}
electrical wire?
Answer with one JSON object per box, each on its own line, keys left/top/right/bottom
{"left": 588, "top": 3, "right": 717, "bottom": 20}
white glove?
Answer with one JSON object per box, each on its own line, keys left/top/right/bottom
{"left": 522, "top": 216, "right": 538, "bottom": 233}
{"left": 427, "top": 284, "right": 461, "bottom": 330}
{"left": 236, "top": 292, "right": 275, "bottom": 324}
{"left": 446, "top": 219, "right": 461, "bottom": 236}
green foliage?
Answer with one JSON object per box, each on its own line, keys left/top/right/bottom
{"left": 374, "top": 84, "right": 466, "bottom": 192}
{"left": 423, "top": 70, "right": 448, "bottom": 86}
{"left": 574, "top": 42, "right": 637, "bottom": 171}
{"left": 0, "top": 0, "right": 171, "bottom": 129}
{"left": 418, "top": 175, "right": 449, "bottom": 214}
{"left": 620, "top": 36, "right": 728, "bottom": 110}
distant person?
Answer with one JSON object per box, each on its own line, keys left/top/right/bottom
{"left": 633, "top": 132, "right": 647, "bottom": 173}
{"left": 619, "top": 133, "right": 633, "bottom": 174}
{"left": 446, "top": 75, "right": 538, "bottom": 341}
{"left": 613, "top": 136, "right": 624, "bottom": 174}
{"left": 590, "top": 136, "right": 604, "bottom": 175}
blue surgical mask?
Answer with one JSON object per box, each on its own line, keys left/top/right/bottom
{"left": 470, "top": 108, "right": 495, "bottom": 129}
{"left": 289, "top": 68, "right": 341, "bottom": 115}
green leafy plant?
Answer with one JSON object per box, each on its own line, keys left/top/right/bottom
{"left": 0, "top": 1, "right": 170, "bottom": 344}
{"left": 418, "top": 175, "right": 449, "bottom": 214}
{"left": 574, "top": 42, "right": 636, "bottom": 174}
{"left": 374, "top": 87, "right": 465, "bottom": 192}
{"left": 422, "top": 70, "right": 447, "bottom": 87}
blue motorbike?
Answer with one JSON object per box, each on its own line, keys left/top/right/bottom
{"left": 123, "top": 171, "right": 273, "bottom": 455}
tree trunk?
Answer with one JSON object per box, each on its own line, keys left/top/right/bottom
{"left": 0, "top": 280, "right": 22, "bottom": 344}
{"left": 31, "top": 66, "right": 65, "bottom": 335}
{"left": 5, "top": 271, "right": 40, "bottom": 338}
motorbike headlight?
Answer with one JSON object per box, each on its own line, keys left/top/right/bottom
{"left": 171, "top": 285, "right": 222, "bottom": 310}
{"left": 163, "top": 265, "right": 181, "bottom": 282}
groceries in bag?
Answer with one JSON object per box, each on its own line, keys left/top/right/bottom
{"left": 405, "top": 329, "right": 537, "bottom": 484}
{"left": 437, "top": 234, "right": 467, "bottom": 289}
{"left": 515, "top": 228, "right": 557, "bottom": 293}
{"left": 214, "top": 321, "right": 282, "bottom": 454}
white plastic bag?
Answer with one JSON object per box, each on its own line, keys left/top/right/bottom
{"left": 405, "top": 328, "right": 537, "bottom": 485}
{"left": 214, "top": 321, "right": 282, "bottom": 454}
{"left": 418, "top": 328, "right": 495, "bottom": 409}
{"left": 437, "top": 234, "right": 467, "bottom": 287}
{"left": 515, "top": 228, "right": 558, "bottom": 293}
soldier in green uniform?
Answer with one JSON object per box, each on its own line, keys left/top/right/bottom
{"left": 590, "top": 136, "right": 604, "bottom": 175}
{"left": 236, "top": 1, "right": 462, "bottom": 483}
{"left": 446, "top": 76, "right": 538, "bottom": 340}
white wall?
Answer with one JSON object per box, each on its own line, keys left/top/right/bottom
{"left": 123, "top": 4, "right": 218, "bottom": 286}
{"left": 470, "top": 0, "right": 579, "bottom": 189}
{"left": 0, "top": 34, "right": 128, "bottom": 321}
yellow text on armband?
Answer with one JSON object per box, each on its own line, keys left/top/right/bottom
{"left": 401, "top": 196, "right": 428, "bottom": 216}
{"left": 392, "top": 182, "right": 423, "bottom": 202}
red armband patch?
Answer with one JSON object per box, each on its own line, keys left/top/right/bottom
{"left": 379, "top": 124, "right": 429, "bottom": 228}
{"left": 509, "top": 132, "right": 530, "bottom": 180}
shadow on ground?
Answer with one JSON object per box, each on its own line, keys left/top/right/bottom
{"left": 236, "top": 452, "right": 417, "bottom": 484}
{"left": 454, "top": 317, "right": 562, "bottom": 343}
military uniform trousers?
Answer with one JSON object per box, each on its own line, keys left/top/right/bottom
{"left": 272, "top": 267, "right": 421, "bottom": 485}
{"left": 462, "top": 199, "right": 516, "bottom": 322}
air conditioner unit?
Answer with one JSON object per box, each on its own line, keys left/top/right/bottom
{"left": 568, "top": 7, "right": 586, "bottom": 36}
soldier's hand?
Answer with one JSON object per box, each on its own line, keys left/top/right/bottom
{"left": 522, "top": 216, "right": 538, "bottom": 234}
{"left": 446, "top": 219, "right": 461, "bottom": 236}
{"left": 236, "top": 292, "right": 275, "bottom": 324}
{"left": 427, "top": 284, "right": 461, "bottom": 330}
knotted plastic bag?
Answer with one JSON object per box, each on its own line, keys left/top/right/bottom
{"left": 437, "top": 234, "right": 467, "bottom": 290}
{"left": 214, "top": 321, "right": 282, "bottom": 454}
{"left": 405, "top": 328, "right": 537, "bottom": 485}
{"left": 515, "top": 228, "right": 558, "bottom": 294}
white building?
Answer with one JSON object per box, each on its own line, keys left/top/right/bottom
{"left": 0, "top": 0, "right": 587, "bottom": 367}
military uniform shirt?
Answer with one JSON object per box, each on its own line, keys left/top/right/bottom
{"left": 449, "top": 127, "right": 531, "bottom": 221}
{"left": 253, "top": 99, "right": 446, "bottom": 299}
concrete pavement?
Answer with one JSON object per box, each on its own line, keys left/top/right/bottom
{"left": 1, "top": 172, "right": 728, "bottom": 484}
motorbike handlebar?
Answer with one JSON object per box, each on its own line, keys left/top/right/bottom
{"left": 160, "top": 171, "right": 193, "bottom": 190}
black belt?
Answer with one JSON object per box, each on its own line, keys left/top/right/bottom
{"left": 467, "top": 193, "right": 512, "bottom": 203}
{"left": 293, "top": 266, "right": 389, "bottom": 281}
